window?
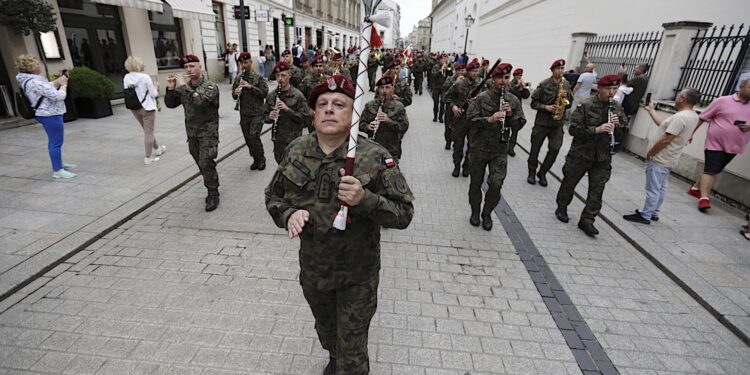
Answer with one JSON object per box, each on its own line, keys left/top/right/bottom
{"left": 149, "top": 2, "right": 184, "bottom": 69}
{"left": 213, "top": 2, "right": 226, "bottom": 58}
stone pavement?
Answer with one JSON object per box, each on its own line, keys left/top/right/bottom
{"left": 0, "top": 83, "right": 747, "bottom": 374}
{"left": 0, "top": 82, "right": 274, "bottom": 302}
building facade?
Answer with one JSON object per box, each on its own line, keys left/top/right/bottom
{"left": 375, "top": 0, "right": 400, "bottom": 49}
{"left": 293, "top": 0, "right": 360, "bottom": 52}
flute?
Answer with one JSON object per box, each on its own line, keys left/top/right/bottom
{"left": 608, "top": 98, "right": 616, "bottom": 155}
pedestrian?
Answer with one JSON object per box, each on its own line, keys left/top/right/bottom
{"left": 687, "top": 78, "right": 750, "bottom": 212}
{"left": 265, "top": 73, "right": 414, "bottom": 375}
{"left": 232, "top": 52, "right": 269, "bottom": 171}
{"left": 572, "top": 60, "right": 597, "bottom": 107}
{"left": 258, "top": 51, "right": 266, "bottom": 78}
{"left": 264, "top": 45, "right": 275, "bottom": 79}
{"left": 15, "top": 54, "right": 77, "bottom": 179}
{"left": 555, "top": 74, "right": 628, "bottom": 237}
{"left": 466, "top": 63, "right": 525, "bottom": 230}
{"left": 507, "top": 67, "right": 530, "bottom": 157}
{"left": 623, "top": 88, "right": 701, "bottom": 224}
{"left": 226, "top": 44, "right": 239, "bottom": 84}
{"left": 123, "top": 56, "right": 166, "bottom": 165}
{"left": 165, "top": 55, "right": 221, "bottom": 211}
{"left": 527, "top": 59, "right": 574, "bottom": 186}
{"left": 621, "top": 63, "right": 650, "bottom": 119}
{"left": 446, "top": 59, "right": 482, "bottom": 177}
{"left": 613, "top": 72, "right": 632, "bottom": 104}
{"left": 264, "top": 61, "right": 310, "bottom": 163}
{"left": 359, "top": 75, "right": 409, "bottom": 160}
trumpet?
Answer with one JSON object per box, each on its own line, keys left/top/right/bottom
{"left": 441, "top": 62, "right": 453, "bottom": 78}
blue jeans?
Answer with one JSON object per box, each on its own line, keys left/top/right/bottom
{"left": 36, "top": 115, "right": 64, "bottom": 171}
{"left": 640, "top": 161, "right": 670, "bottom": 220}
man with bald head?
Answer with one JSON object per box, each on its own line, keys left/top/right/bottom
{"left": 573, "top": 59, "right": 598, "bottom": 106}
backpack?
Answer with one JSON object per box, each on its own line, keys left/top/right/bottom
{"left": 15, "top": 79, "right": 44, "bottom": 119}
{"left": 123, "top": 84, "right": 146, "bottom": 110}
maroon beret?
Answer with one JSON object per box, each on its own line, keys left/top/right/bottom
{"left": 493, "top": 63, "right": 513, "bottom": 77}
{"left": 597, "top": 74, "right": 621, "bottom": 87}
{"left": 550, "top": 59, "right": 565, "bottom": 70}
{"left": 311, "top": 55, "right": 325, "bottom": 65}
{"left": 481, "top": 59, "right": 490, "bottom": 66}
{"left": 466, "top": 58, "right": 480, "bottom": 71}
{"left": 180, "top": 54, "right": 200, "bottom": 67}
{"left": 376, "top": 75, "right": 393, "bottom": 86}
{"left": 513, "top": 68, "right": 523, "bottom": 76}
{"left": 455, "top": 63, "right": 466, "bottom": 70}
{"left": 388, "top": 59, "right": 402, "bottom": 69}
{"left": 307, "top": 74, "right": 355, "bottom": 109}
{"left": 281, "top": 49, "right": 291, "bottom": 56}
{"left": 237, "top": 52, "right": 252, "bottom": 62}
{"left": 272, "top": 61, "right": 291, "bottom": 74}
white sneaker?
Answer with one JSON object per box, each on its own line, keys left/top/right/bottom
{"left": 144, "top": 156, "right": 160, "bottom": 165}
{"left": 52, "top": 169, "right": 77, "bottom": 179}
{"left": 153, "top": 145, "right": 166, "bottom": 157}
{"left": 62, "top": 162, "right": 78, "bottom": 169}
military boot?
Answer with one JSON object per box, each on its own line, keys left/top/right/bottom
{"left": 577, "top": 221, "right": 599, "bottom": 237}
{"left": 205, "top": 193, "right": 220, "bottom": 212}
{"left": 452, "top": 164, "right": 460, "bottom": 177}
{"left": 445, "top": 141, "right": 451, "bottom": 150}
{"left": 481, "top": 207, "right": 493, "bottom": 231}
{"left": 322, "top": 358, "right": 336, "bottom": 375}
{"left": 250, "top": 159, "right": 259, "bottom": 170}
{"left": 461, "top": 161, "right": 470, "bottom": 177}
{"left": 470, "top": 204, "right": 480, "bottom": 227}
{"left": 256, "top": 158, "right": 266, "bottom": 171}
{"left": 555, "top": 206, "right": 569, "bottom": 223}
{"left": 537, "top": 171, "right": 548, "bottom": 187}
{"left": 527, "top": 169, "right": 537, "bottom": 185}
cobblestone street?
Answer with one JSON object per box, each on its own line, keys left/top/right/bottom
{"left": 1, "top": 84, "right": 749, "bottom": 374}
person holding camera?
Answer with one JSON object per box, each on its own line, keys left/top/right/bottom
{"left": 15, "top": 54, "right": 77, "bottom": 179}
{"left": 123, "top": 56, "right": 165, "bottom": 165}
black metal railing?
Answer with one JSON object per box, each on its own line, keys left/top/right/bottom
{"left": 676, "top": 24, "right": 750, "bottom": 106}
{"left": 581, "top": 31, "right": 662, "bottom": 78}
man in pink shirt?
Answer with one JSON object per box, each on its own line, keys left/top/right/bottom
{"left": 688, "top": 79, "right": 750, "bottom": 212}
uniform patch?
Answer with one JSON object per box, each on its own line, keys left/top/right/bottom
{"left": 394, "top": 174, "right": 408, "bottom": 194}
{"left": 384, "top": 157, "right": 396, "bottom": 167}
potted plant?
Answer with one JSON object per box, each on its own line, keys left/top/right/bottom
{"left": 68, "top": 66, "right": 114, "bottom": 118}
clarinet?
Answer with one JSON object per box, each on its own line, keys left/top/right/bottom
{"left": 498, "top": 86, "right": 509, "bottom": 145}
{"left": 271, "top": 88, "right": 281, "bottom": 142}
{"left": 234, "top": 68, "right": 244, "bottom": 111}
{"left": 370, "top": 95, "right": 384, "bottom": 140}
{"left": 608, "top": 98, "right": 616, "bottom": 155}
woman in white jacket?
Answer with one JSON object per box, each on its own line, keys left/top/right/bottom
{"left": 123, "top": 56, "right": 165, "bottom": 164}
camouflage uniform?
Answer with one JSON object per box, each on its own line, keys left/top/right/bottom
{"left": 445, "top": 76, "right": 481, "bottom": 174}
{"left": 466, "top": 87, "right": 525, "bottom": 222}
{"left": 290, "top": 64, "right": 304, "bottom": 89}
{"left": 264, "top": 87, "right": 311, "bottom": 163}
{"left": 301, "top": 71, "right": 325, "bottom": 99}
{"left": 508, "top": 78, "right": 531, "bottom": 154}
{"left": 367, "top": 56, "right": 379, "bottom": 91}
{"left": 556, "top": 96, "right": 628, "bottom": 226}
{"left": 528, "top": 77, "right": 573, "bottom": 179}
{"left": 325, "top": 66, "right": 353, "bottom": 83}
{"left": 411, "top": 58, "right": 428, "bottom": 95}
{"left": 441, "top": 74, "right": 458, "bottom": 139}
{"left": 232, "top": 70, "right": 269, "bottom": 165}
{"left": 381, "top": 54, "right": 393, "bottom": 74}
{"left": 430, "top": 63, "right": 447, "bottom": 124}
{"left": 265, "top": 135, "right": 414, "bottom": 375}
{"left": 393, "top": 78, "right": 413, "bottom": 107}
{"left": 165, "top": 77, "right": 220, "bottom": 197}
{"left": 359, "top": 98, "right": 409, "bottom": 160}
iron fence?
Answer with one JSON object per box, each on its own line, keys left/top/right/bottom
{"left": 581, "top": 31, "right": 662, "bottom": 78}
{"left": 676, "top": 24, "right": 750, "bottom": 106}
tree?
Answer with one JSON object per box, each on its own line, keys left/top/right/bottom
{"left": 0, "top": 0, "right": 58, "bottom": 76}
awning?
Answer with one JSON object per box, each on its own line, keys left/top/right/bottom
{"left": 164, "top": 0, "right": 215, "bottom": 22}
{"left": 89, "top": 0, "right": 163, "bottom": 12}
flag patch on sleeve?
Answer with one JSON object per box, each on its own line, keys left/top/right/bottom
{"left": 385, "top": 157, "right": 396, "bottom": 167}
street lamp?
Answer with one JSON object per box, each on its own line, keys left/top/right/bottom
{"left": 463, "top": 14, "right": 475, "bottom": 55}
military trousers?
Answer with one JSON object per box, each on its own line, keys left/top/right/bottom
{"left": 302, "top": 275, "right": 379, "bottom": 375}
{"left": 468, "top": 150, "right": 508, "bottom": 213}
{"left": 556, "top": 156, "right": 612, "bottom": 225}
{"left": 188, "top": 136, "right": 219, "bottom": 195}
{"left": 239, "top": 116, "right": 265, "bottom": 161}
{"left": 508, "top": 120, "right": 526, "bottom": 153}
{"left": 452, "top": 118, "right": 471, "bottom": 169}
{"left": 528, "top": 125, "right": 564, "bottom": 174}
{"left": 413, "top": 74, "right": 423, "bottom": 94}
{"left": 273, "top": 140, "right": 290, "bottom": 164}
{"left": 367, "top": 71, "right": 377, "bottom": 91}
{"left": 432, "top": 91, "right": 444, "bottom": 120}
{"left": 443, "top": 105, "right": 453, "bottom": 144}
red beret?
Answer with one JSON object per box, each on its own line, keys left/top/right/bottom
{"left": 311, "top": 55, "right": 325, "bottom": 65}
{"left": 388, "top": 59, "right": 402, "bottom": 69}
{"left": 180, "top": 54, "right": 200, "bottom": 67}
{"left": 597, "top": 74, "right": 621, "bottom": 87}
{"left": 455, "top": 63, "right": 466, "bottom": 70}
{"left": 550, "top": 59, "right": 565, "bottom": 70}
{"left": 466, "top": 58, "right": 480, "bottom": 71}
{"left": 307, "top": 74, "right": 355, "bottom": 109}
{"left": 237, "top": 52, "right": 252, "bottom": 62}
{"left": 482, "top": 59, "right": 490, "bottom": 66}
{"left": 272, "top": 61, "right": 291, "bottom": 74}
{"left": 513, "top": 68, "right": 523, "bottom": 76}
{"left": 281, "top": 49, "right": 291, "bottom": 56}
{"left": 493, "top": 63, "right": 513, "bottom": 77}
{"left": 376, "top": 75, "right": 393, "bottom": 86}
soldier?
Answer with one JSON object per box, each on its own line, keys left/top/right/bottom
{"left": 387, "top": 59, "right": 413, "bottom": 107}
{"left": 326, "top": 50, "right": 353, "bottom": 83}
{"left": 445, "top": 59, "right": 481, "bottom": 177}
{"left": 367, "top": 52, "right": 379, "bottom": 92}
{"left": 430, "top": 54, "right": 448, "bottom": 124}
{"left": 441, "top": 62, "right": 463, "bottom": 149}
{"left": 265, "top": 74, "right": 414, "bottom": 375}
{"left": 411, "top": 52, "right": 427, "bottom": 95}
{"left": 478, "top": 58, "right": 490, "bottom": 80}
{"left": 232, "top": 52, "right": 269, "bottom": 170}
{"left": 264, "top": 61, "right": 311, "bottom": 163}
{"left": 466, "top": 63, "right": 526, "bottom": 230}
{"left": 359, "top": 75, "right": 409, "bottom": 160}
{"left": 555, "top": 74, "right": 628, "bottom": 237}
{"left": 301, "top": 55, "right": 326, "bottom": 99}
{"left": 381, "top": 50, "right": 393, "bottom": 75}
{"left": 299, "top": 54, "right": 310, "bottom": 75}
{"left": 527, "top": 59, "right": 574, "bottom": 186}
{"left": 165, "top": 54, "right": 221, "bottom": 211}
{"left": 507, "top": 67, "right": 531, "bottom": 157}
{"left": 281, "top": 49, "right": 304, "bottom": 89}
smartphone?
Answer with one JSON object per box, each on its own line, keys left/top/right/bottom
{"left": 734, "top": 120, "right": 747, "bottom": 126}
{"left": 644, "top": 92, "right": 651, "bottom": 106}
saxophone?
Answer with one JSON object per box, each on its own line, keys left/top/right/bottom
{"left": 552, "top": 78, "right": 569, "bottom": 121}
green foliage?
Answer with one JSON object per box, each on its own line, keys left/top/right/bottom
{"left": 0, "top": 0, "right": 57, "bottom": 36}
{"left": 68, "top": 66, "right": 115, "bottom": 99}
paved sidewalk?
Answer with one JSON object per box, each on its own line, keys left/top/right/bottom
{"left": 514, "top": 103, "right": 750, "bottom": 343}
{"left": 0, "top": 82, "right": 272, "bottom": 302}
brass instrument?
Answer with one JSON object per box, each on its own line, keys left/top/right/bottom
{"left": 441, "top": 62, "right": 453, "bottom": 78}
{"left": 552, "top": 77, "right": 569, "bottom": 121}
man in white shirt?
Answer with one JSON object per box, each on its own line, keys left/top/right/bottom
{"left": 226, "top": 44, "right": 239, "bottom": 84}
{"left": 623, "top": 88, "right": 702, "bottom": 224}
{"left": 573, "top": 62, "right": 597, "bottom": 106}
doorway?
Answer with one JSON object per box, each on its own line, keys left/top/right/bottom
{"left": 272, "top": 18, "right": 280, "bottom": 62}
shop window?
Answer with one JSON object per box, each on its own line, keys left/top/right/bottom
{"left": 213, "top": 2, "right": 226, "bottom": 58}
{"left": 149, "top": 3, "right": 183, "bottom": 69}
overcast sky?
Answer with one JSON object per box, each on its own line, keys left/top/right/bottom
{"left": 393, "top": 0, "right": 432, "bottom": 37}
